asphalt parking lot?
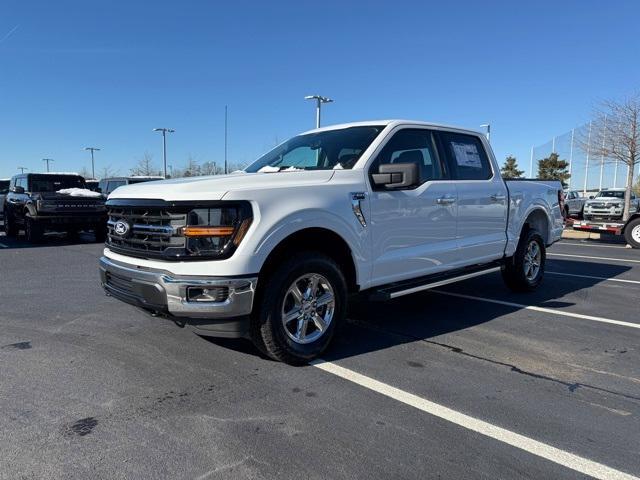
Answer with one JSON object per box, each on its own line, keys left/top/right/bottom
{"left": 1, "top": 230, "right": 639, "bottom": 479}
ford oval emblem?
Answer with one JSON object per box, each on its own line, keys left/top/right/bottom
{"left": 114, "top": 220, "right": 130, "bottom": 236}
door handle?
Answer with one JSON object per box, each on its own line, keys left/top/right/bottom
{"left": 436, "top": 196, "right": 456, "bottom": 205}
{"left": 490, "top": 194, "right": 506, "bottom": 202}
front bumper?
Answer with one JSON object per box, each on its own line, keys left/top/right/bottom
{"left": 99, "top": 256, "right": 257, "bottom": 337}
{"left": 32, "top": 213, "right": 107, "bottom": 226}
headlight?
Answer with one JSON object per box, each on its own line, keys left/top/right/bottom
{"left": 181, "top": 203, "right": 252, "bottom": 258}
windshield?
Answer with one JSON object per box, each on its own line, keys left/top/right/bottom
{"left": 597, "top": 191, "right": 624, "bottom": 199}
{"left": 0, "top": 180, "right": 9, "bottom": 194}
{"left": 29, "top": 175, "right": 85, "bottom": 192}
{"left": 245, "top": 126, "right": 384, "bottom": 173}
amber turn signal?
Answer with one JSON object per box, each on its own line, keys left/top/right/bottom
{"left": 182, "top": 226, "right": 235, "bottom": 237}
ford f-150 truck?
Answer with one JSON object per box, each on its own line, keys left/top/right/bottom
{"left": 99, "top": 120, "right": 564, "bottom": 364}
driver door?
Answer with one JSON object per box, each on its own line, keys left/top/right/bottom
{"left": 367, "top": 128, "right": 459, "bottom": 286}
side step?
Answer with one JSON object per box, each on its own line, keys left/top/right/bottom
{"left": 369, "top": 262, "right": 503, "bottom": 301}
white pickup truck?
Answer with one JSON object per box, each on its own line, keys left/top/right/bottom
{"left": 100, "top": 120, "right": 564, "bottom": 364}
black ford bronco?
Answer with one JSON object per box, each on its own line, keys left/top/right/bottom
{"left": 3, "top": 173, "right": 107, "bottom": 242}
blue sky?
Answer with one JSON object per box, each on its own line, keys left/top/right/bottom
{"left": 1, "top": 0, "right": 639, "bottom": 181}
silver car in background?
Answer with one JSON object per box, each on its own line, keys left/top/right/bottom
{"left": 564, "top": 190, "right": 587, "bottom": 217}
{"left": 583, "top": 188, "right": 639, "bottom": 221}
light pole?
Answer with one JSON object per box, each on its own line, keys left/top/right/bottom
{"left": 17, "top": 166, "right": 28, "bottom": 173}
{"left": 304, "top": 95, "right": 333, "bottom": 128}
{"left": 84, "top": 147, "right": 100, "bottom": 179}
{"left": 153, "top": 128, "right": 175, "bottom": 178}
{"left": 480, "top": 124, "right": 491, "bottom": 143}
{"left": 42, "top": 158, "right": 54, "bottom": 172}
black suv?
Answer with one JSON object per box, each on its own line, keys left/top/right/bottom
{"left": 3, "top": 173, "right": 108, "bottom": 242}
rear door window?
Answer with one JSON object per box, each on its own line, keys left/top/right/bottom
{"left": 439, "top": 132, "right": 492, "bottom": 180}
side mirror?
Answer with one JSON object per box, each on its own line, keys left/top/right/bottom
{"left": 12, "top": 186, "right": 25, "bottom": 194}
{"left": 95, "top": 187, "right": 102, "bottom": 193}
{"left": 371, "top": 163, "right": 419, "bottom": 189}
{"left": 588, "top": 195, "right": 594, "bottom": 199}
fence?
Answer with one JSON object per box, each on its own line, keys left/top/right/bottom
{"left": 529, "top": 123, "right": 629, "bottom": 193}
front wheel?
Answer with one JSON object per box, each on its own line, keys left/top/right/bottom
{"left": 624, "top": 218, "right": 640, "bottom": 249}
{"left": 251, "top": 252, "right": 347, "bottom": 365}
{"left": 502, "top": 229, "right": 546, "bottom": 292}
{"left": 4, "top": 212, "right": 19, "bottom": 237}
{"left": 25, "top": 216, "right": 44, "bottom": 243}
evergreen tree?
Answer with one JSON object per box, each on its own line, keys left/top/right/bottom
{"left": 537, "top": 152, "right": 570, "bottom": 187}
{"left": 500, "top": 155, "right": 524, "bottom": 179}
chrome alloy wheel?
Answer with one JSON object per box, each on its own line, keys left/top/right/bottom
{"left": 523, "top": 240, "right": 542, "bottom": 281}
{"left": 281, "top": 273, "right": 335, "bottom": 345}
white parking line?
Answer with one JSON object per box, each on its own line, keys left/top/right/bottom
{"left": 312, "top": 360, "right": 638, "bottom": 480}
{"left": 431, "top": 290, "right": 640, "bottom": 330}
{"left": 548, "top": 253, "right": 640, "bottom": 264}
{"left": 558, "top": 242, "right": 628, "bottom": 250}
{"left": 547, "top": 271, "right": 640, "bottom": 285}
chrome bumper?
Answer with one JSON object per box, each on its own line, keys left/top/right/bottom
{"left": 99, "top": 256, "right": 257, "bottom": 334}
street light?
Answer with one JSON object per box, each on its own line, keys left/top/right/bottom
{"left": 304, "top": 95, "right": 333, "bottom": 128}
{"left": 42, "top": 158, "right": 54, "bottom": 172}
{"left": 153, "top": 128, "right": 175, "bottom": 178}
{"left": 84, "top": 147, "right": 101, "bottom": 179}
{"left": 17, "top": 166, "right": 28, "bottom": 173}
{"left": 480, "top": 124, "right": 491, "bottom": 143}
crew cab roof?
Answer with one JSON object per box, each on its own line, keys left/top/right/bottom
{"left": 300, "top": 119, "right": 485, "bottom": 137}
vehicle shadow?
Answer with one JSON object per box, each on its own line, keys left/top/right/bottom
{"left": 0, "top": 230, "right": 102, "bottom": 249}
{"left": 202, "top": 259, "right": 633, "bottom": 363}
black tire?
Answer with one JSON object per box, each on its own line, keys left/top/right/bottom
{"left": 25, "top": 216, "right": 44, "bottom": 243}
{"left": 67, "top": 228, "right": 81, "bottom": 240}
{"left": 563, "top": 205, "right": 569, "bottom": 219}
{"left": 579, "top": 206, "right": 585, "bottom": 219}
{"left": 624, "top": 218, "right": 640, "bottom": 249}
{"left": 94, "top": 225, "right": 107, "bottom": 243}
{"left": 251, "top": 251, "right": 347, "bottom": 365}
{"left": 4, "top": 212, "right": 19, "bottom": 237}
{"left": 502, "top": 229, "right": 546, "bottom": 292}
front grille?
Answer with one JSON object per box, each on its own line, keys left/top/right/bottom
{"left": 106, "top": 206, "right": 187, "bottom": 258}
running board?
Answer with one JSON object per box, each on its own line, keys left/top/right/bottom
{"left": 369, "top": 263, "right": 502, "bottom": 301}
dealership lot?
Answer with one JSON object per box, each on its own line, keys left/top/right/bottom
{"left": 1, "top": 232, "right": 639, "bottom": 479}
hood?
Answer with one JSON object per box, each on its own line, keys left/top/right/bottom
{"left": 107, "top": 170, "right": 336, "bottom": 201}
{"left": 37, "top": 192, "right": 104, "bottom": 203}
{"left": 586, "top": 197, "right": 624, "bottom": 204}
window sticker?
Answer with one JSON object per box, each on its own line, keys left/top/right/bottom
{"left": 452, "top": 142, "right": 482, "bottom": 168}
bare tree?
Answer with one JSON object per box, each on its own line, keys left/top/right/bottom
{"left": 578, "top": 94, "right": 640, "bottom": 221}
{"left": 78, "top": 166, "right": 91, "bottom": 179}
{"left": 183, "top": 154, "right": 200, "bottom": 177}
{"left": 99, "top": 165, "right": 118, "bottom": 179}
{"left": 201, "top": 161, "right": 218, "bottom": 176}
{"left": 130, "top": 152, "right": 157, "bottom": 176}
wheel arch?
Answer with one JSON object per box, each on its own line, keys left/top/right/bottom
{"left": 257, "top": 227, "right": 359, "bottom": 295}
{"left": 521, "top": 207, "right": 550, "bottom": 245}
{"left": 623, "top": 213, "right": 640, "bottom": 231}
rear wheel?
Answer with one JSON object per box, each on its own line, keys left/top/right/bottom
{"left": 251, "top": 252, "right": 347, "bottom": 365}
{"left": 624, "top": 218, "right": 640, "bottom": 249}
{"left": 4, "top": 212, "right": 18, "bottom": 237}
{"left": 25, "top": 216, "right": 44, "bottom": 243}
{"left": 502, "top": 229, "right": 546, "bottom": 292}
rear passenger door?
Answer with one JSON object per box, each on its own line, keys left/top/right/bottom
{"left": 437, "top": 131, "right": 508, "bottom": 265}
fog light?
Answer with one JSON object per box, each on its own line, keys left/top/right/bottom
{"left": 187, "top": 286, "right": 229, "bottom": 303}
